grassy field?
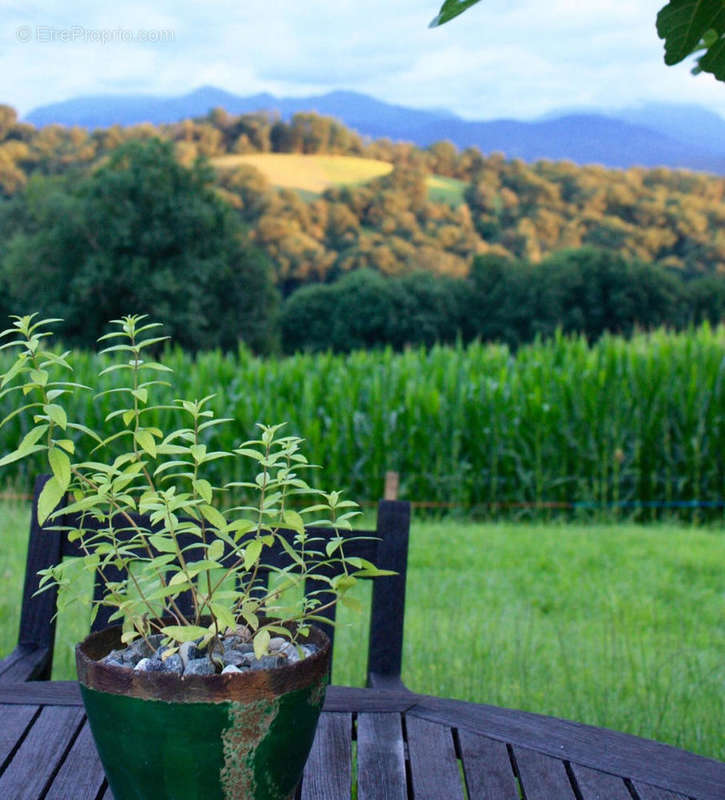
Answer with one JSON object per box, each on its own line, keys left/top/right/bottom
{"left": 211, "top": 153, "right": 467, "bottom": 206}
{"left": 1, "top": 501, "right": 722, "bottom": 761}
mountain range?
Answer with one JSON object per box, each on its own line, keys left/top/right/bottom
{"left": 23, "top": 87, "right": 725, "bottom": 174}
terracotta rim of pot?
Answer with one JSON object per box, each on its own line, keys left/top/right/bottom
{"left": 76, "top": 623, "right": 331, "bottom": 704}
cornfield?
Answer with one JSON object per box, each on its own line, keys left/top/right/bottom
{"left": 1, "top": 324, "right": 724, "bottom": 520}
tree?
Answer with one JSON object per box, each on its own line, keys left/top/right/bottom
{"left": 0, "top": 138, "right": 278, "bottom": 352}
{"left": 430, "top": 0, "right": 725, "bottom": 83}
{"left": 536, "top": 248, "right": 683, "bottom": 339}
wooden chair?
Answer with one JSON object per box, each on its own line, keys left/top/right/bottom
{"left": 1, "top": 476, "right": 411, "bottom": 690}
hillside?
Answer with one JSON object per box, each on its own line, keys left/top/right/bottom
{"left": 211, "top": 153, "right": 466, "bottom": 205}
{"left": 24, "top": 87, "right": 725, "bottom": 173}
{"left": 2, "top": 103, "right": 725, "bottom": 284}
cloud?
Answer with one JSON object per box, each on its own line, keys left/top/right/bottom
{"left": 3, "top": 0, "right": 725, "bottom": 121}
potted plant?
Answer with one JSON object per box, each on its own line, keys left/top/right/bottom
{"left": 0, "top": 313, "right": 390, "bottom": 800}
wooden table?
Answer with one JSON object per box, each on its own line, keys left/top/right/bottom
{"left": 1, "top": 681, "right": 723, "bottom": 799}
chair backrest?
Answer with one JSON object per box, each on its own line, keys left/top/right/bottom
{"left": 16, "top": 476, "right": 411, "bottom": 687}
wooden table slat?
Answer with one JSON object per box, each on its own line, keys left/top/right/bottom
{"left": 456, "top": 729, "right": 519, "bottom": 800}
{"left": 357, "top": 712, "right": 407, "bottom": 800}
{"left": 0, "top": 705, "right": 37, "bottom": 772}
{"left": 406, "top": 715, "right": 465, "bottom": 800}
{"left": 631, "top": 781, "right": 690, "bottom": 800}
{"left": 44, "top": 720, "right": 107, "bottom": 800}
{"left": 410, "top": 696, "right": 725, "bottom": 800}
{"left": 571, "top": 761, "right": 635, "bottom": 800}
{"left": 0, "top": 682, "right": 721, "bottom": 800}
{"left": 300, "top": 712, "right": 352, "bottom": 800}
{"left": 513, "top": 745, "right": 578, "bottom": 800}
{"left": 0, "top": 705, "right": 84, "bottom": 800}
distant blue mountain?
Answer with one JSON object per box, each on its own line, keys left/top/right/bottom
{"left": 23, "top": 87, "right": 725, "bottom": 174}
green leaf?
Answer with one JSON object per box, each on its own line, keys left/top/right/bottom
{"left": 48, "top": 446, "right": 71, "bottom": 491}
{"left": 190, "top": 444, "right": 207, "bottom": 464}
{"left": 37, "top": 476, "right": 65, "bottom": 525}
{"left": 160, "top": 625, "right": 209, "bottom": 643}
{"left": 200, "top": 503, "right": 227, "bottom": 530}
{"left": 207, "top": 539, "right": 224, "bottom": 561}
{"left": 0, "top": 442, "right": 46, "bottom": 468}
{"left": 44, "top": 404, "right": 67, "bottom": 430}
{"left": 283, "top": 510, "right": 305, "bottom": 534}
{"left": 697, "top": 29, "right": 725, "bottom": 78}
{"left": 326, "top": 537, "right": 343, "bottom": 557}
{"left": 122, "top": 410, "right": 136, "bottom": 426}
{"left": 253, "top": 628, "right": 270, "bottom": 660}
{"left": 244, "top": 539, "right": 263, "bottom": 570}
{"left": 333, "top": 574, "right": 357, "bottom": 593}
{"left": 210, "top": 601, "right": 237, "bottom": 631}
{"left": 227, "top": 518, "right": 256, "bottom": 537}
{"left": 193, "top": 479, "right": 213, "bottom": 504}
{"left": 657, "top": 0, "right": 725, "bottom": 79}
{"left": 134, "top": 430, "right": 157, "bottom": 458}
{"left": 149, "top": 533, "right": 178, "bottom": 553}
{"left": 30, "top": 369, "right": 48, "bottom": 386}
{"left": 0, "top": 356, "right": 28, "bottom": 389}
{"left": 429, "top": 0, "right": 483, "bottom": 27}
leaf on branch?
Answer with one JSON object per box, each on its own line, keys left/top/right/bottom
{"left": 37, "top": 476, "right": 66, "bottom": 525}
{"left": 44, "top": 404, "right": 67, "bottom": 430}
{"left": 134, "top": 429, "right": 157, "bottom": 458}
{"left": 193, "top": 479, "right": 213, "bottom": 504}
{"left": 161, "top": 625, "right": 210, "bottom": 643}
{"left": 657, "top": 0, "right": 725, "bottom": 80}
{"left": 429, "top": 0, "right": 483, "bottom": 28}
{"left": 207, "top": 539, "right": 224, "bottom": 561}
{"left": 48, "top": 446, "right": 71, "bottom": 491}
{"left": 253, "top": 628, "right": 270, "bottom": 660}
{"left": 282, "top": 509, "right": 305, "bottom": 534}
{"left": 200, "top": 503, "right": 227, "bottom": 530}
{"left": 244, "top": 539, "right": 263, "bottom": 570}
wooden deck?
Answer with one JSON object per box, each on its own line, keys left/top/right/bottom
{"left": 1, "top": 682, "right": 722, "bottom": 799}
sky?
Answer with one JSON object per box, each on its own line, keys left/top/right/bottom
{"left": 3, "top": 0, "right": 725, "bottom": 121}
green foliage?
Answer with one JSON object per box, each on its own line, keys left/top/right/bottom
{"left": 0, "top": 314, "right": 389, "bottom": 661}
{"left": 657, "top": 0, "right": 725, "bottom": 80}
{"left": 0, "top": 139, "right": 278, "bottom": 352}
{"left": 1, "top": 325, "right": 724, "bottom": 518}
{"left": 280, "top": 270, "right": 463, "bottom": 353}
{"left": 282, "top": 249, "right": 712, "bottom": 353}
{"left": 429, "top": 0, "right": 483, "bottom": 27}
{"left": 532, "top": 248, "right": 684, "bottom": 340}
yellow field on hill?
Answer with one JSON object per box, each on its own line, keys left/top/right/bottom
{"left": 211, "top": 153, "right": 466, "bottom": 205}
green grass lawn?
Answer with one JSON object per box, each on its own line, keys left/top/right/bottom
{"left": 1, "top": 502, "right": 722, "bottom": 761}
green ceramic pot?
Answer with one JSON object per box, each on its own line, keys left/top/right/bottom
{"left": 76, "top": 624, "right": 330, "bottom": 800}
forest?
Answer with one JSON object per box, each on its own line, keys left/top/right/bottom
{"left": 0, "top": 103, "right": 724, "bottom": 351}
